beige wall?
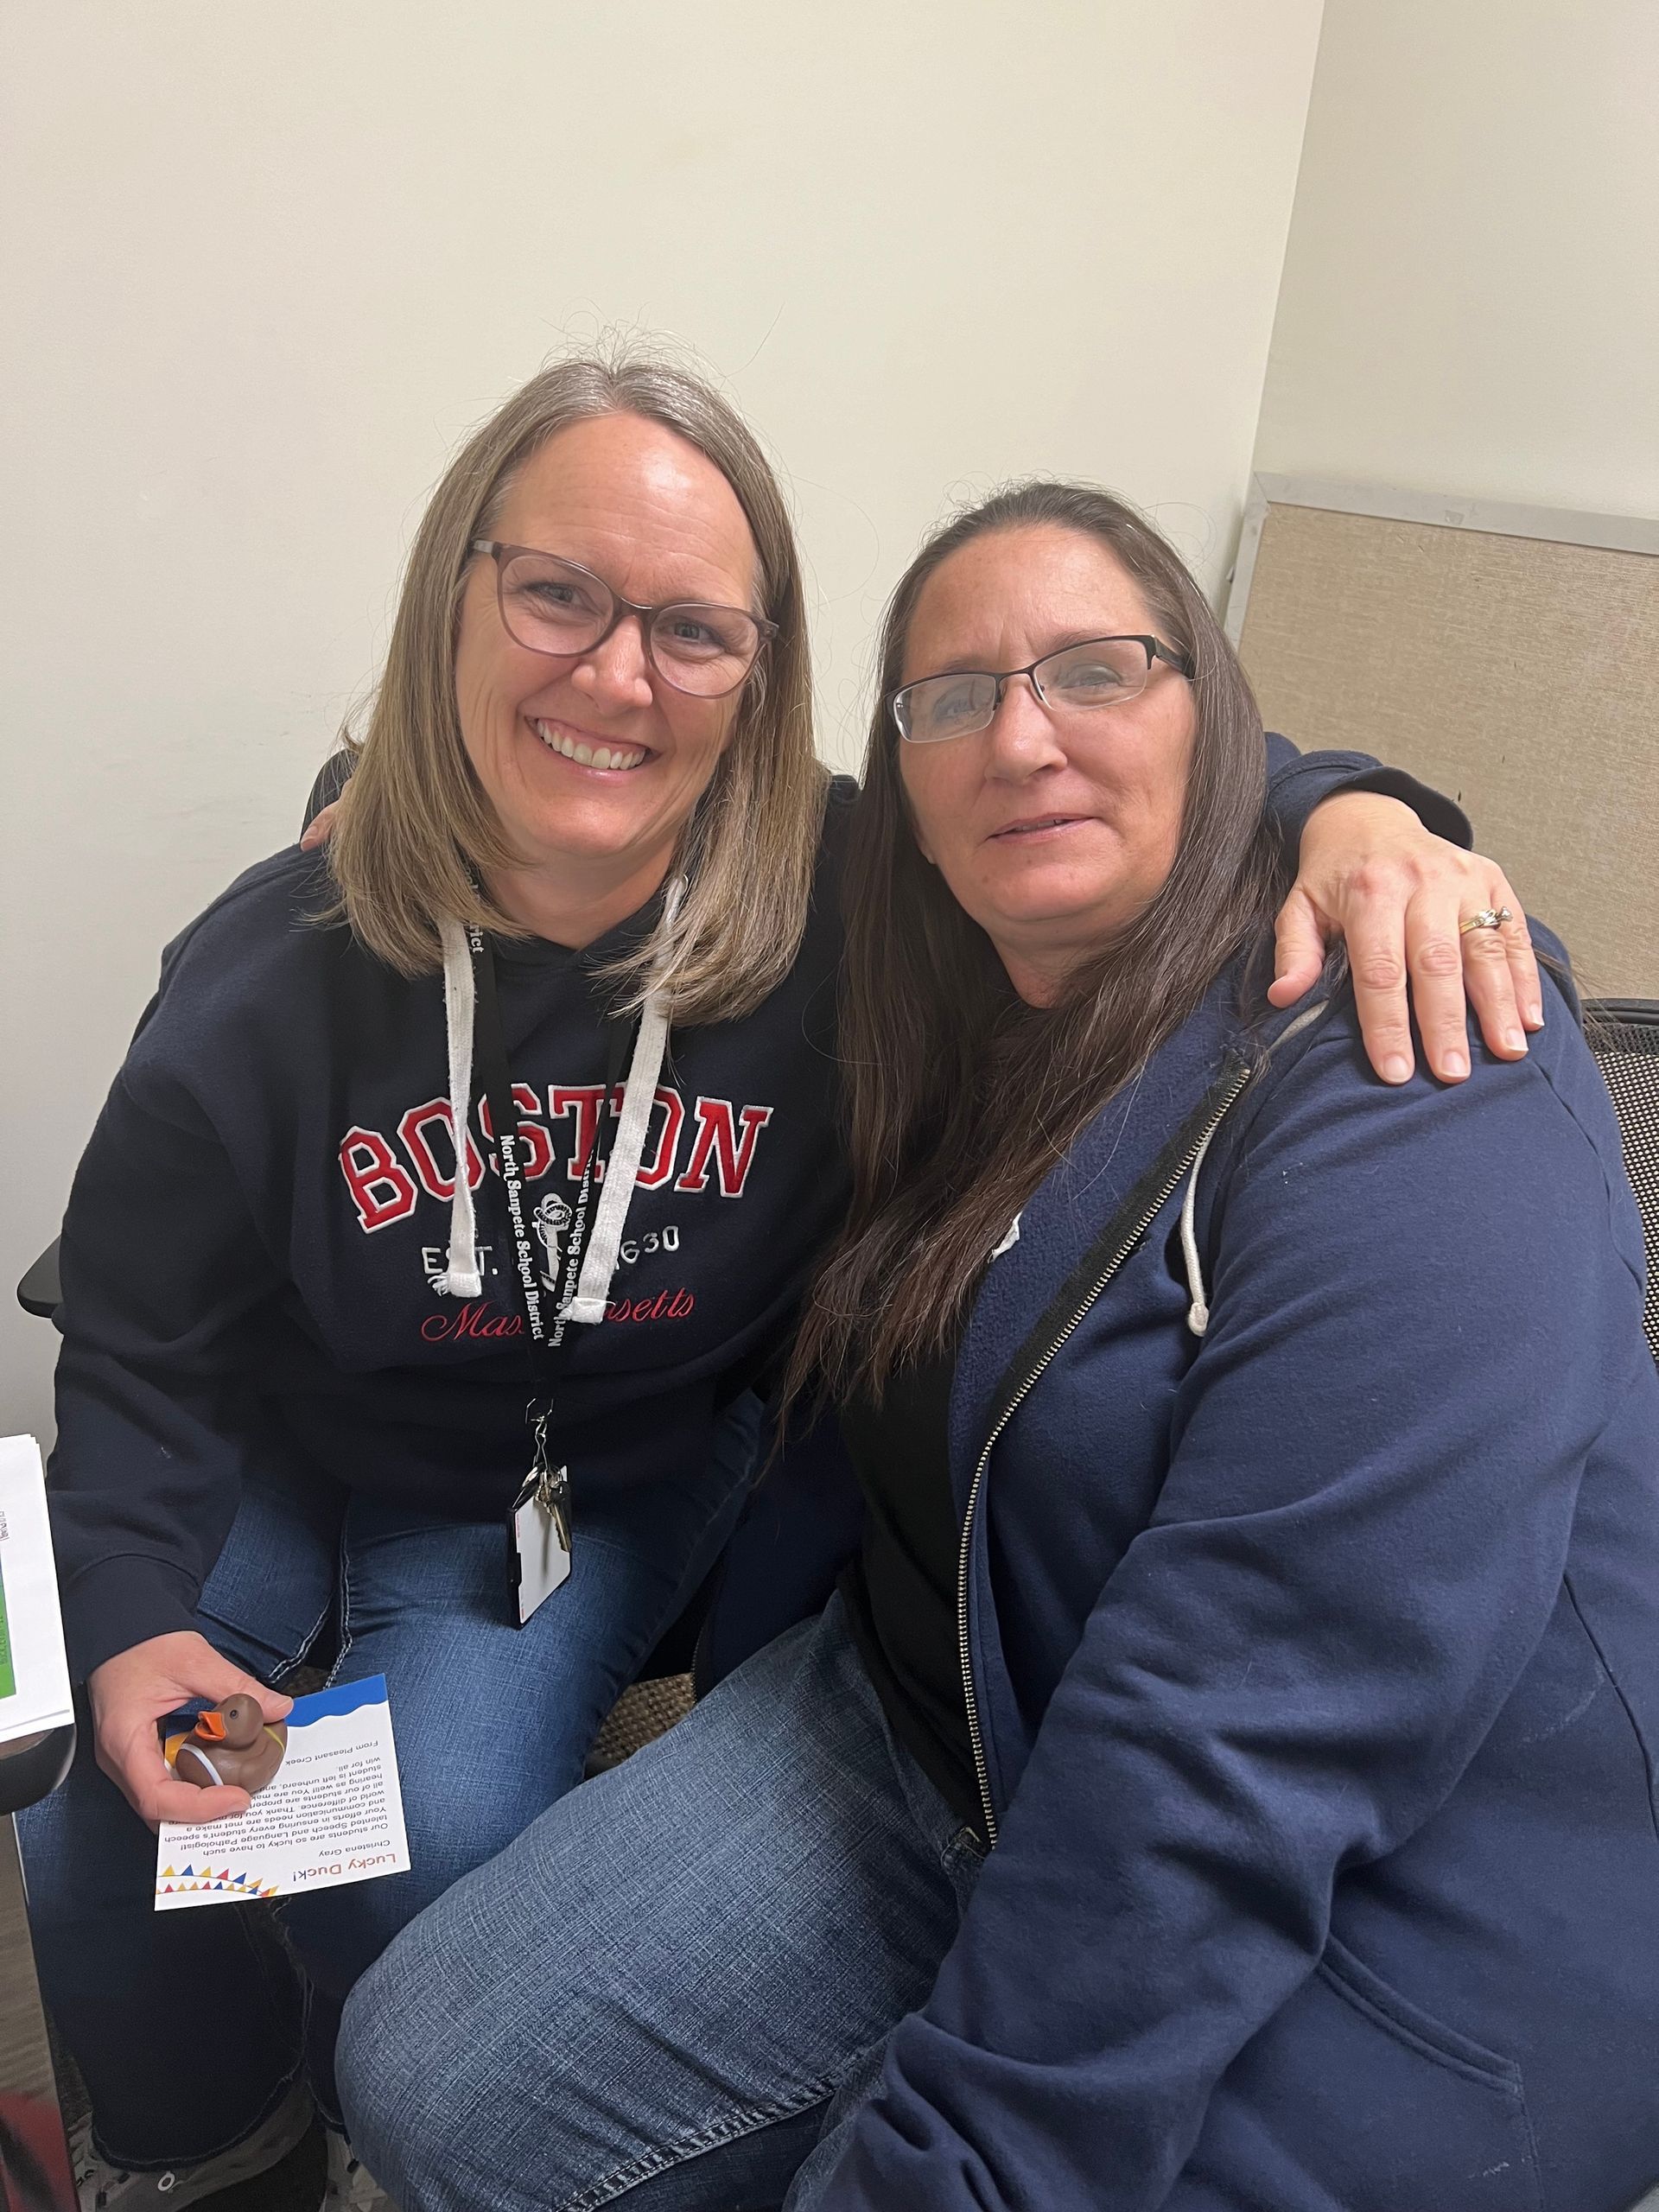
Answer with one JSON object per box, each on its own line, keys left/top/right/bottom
{"left": 0, "top": 0, "right": 1325, "bottom": 1443}
{"left": 1255, "top": 0, "right": 1659, "bottom": 515}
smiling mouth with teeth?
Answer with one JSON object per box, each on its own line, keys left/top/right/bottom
{"left": 531, "top": 718, "right": 651, "bottom": 773}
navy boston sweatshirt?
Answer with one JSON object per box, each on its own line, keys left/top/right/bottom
{"left": 48, "top": 815, "right": 849, "bottom": 1677}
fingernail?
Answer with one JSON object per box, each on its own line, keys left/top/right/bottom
{"left": 1443, "top": 1050, "right": 1469, "bottom": 1078}
{"left": 1503, "top": 1028, "right": 1528, "bottom": 1054}
{"left": 1382, "top": 1055, "right": 1413, "bottom": 1084}
{"left": 1524, "top": 1006, "right": 1545, "bottom": 1030}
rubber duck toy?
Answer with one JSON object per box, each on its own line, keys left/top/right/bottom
{"left": 171, "top": 1695, "right": 288, "bottom": 1796}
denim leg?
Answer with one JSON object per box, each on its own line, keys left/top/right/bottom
{"left": 16, "top": 1469, "right": 340, "bottom": 2168}
{"left": 338, "top": 1592, "right": 980, "bottom": 2212}
{"left": 779, "top": 2037, "right": 916, "bottom": 2211}
{"left": 289, "top": 1394, "right": 760, "bottom": 2121}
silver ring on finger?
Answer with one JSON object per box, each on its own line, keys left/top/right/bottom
{"left": 1459, "top": 906, "right": 1513, "bottom": 936}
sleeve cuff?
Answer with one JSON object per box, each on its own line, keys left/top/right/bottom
{"left": 1329, "top": 765, "right": 1473, "bottom": 850}
{"left": 1266, "top": 752, "right": 1473, "bottom": 855}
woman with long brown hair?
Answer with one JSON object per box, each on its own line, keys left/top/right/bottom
{"left": 340, "top": 480, "right": 1659, "bottom": 2212}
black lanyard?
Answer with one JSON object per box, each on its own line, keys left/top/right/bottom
{"left": 467, "top": 925, "right": 632, "bottom": 1495}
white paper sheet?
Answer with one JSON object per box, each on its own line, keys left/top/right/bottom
{"left": 156, "top": 1673, "right": 410, "bottom": 1908}
{"left": 0, "top": 1434, "right": 74, "bottom": 1748}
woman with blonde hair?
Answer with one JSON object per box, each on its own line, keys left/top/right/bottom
{"left": 26, "top": 349, "right": 1535, "bottom": 2210}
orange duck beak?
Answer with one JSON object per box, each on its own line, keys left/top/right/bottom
{"left": 192, "top": 1710, "right": 228, "bottom": 1741}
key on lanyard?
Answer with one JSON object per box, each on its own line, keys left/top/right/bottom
{"left": 468, "top": 923, "right": 631, "bottom": 1624}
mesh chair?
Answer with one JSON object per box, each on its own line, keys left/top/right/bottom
{"left": 1591, "top": 1000, "right": 1659, "bottom": 1370}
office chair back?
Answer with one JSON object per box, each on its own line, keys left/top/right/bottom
{"left": 1590, "top": 999, "right": 1659, "bottom": 1370}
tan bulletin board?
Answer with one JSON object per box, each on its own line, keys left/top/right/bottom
{"left": 1225, "top": 479, "right": 1659, "bottom": 998}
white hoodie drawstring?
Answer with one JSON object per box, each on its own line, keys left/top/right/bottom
{"left": 1178, "top": 1116, "right": 1226, "bottom": 1338}
{"left": 1180, "top": 1001, "right": 1328, "bottom": 1338}
{"left": 432, "top": 884, "right": 684, "bottom": 1319}
{"left": 561, "top": 880, "right": 683, "bottom": 1323}
{"left": 433, "top": 915, "right": 482, "bottom": 1298}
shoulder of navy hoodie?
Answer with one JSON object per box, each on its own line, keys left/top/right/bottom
{"left": 154, "top": 842, "right": 336, "bottom": 979}
{"left": 125, "top": 846, "right": 416, "bottom": 1114}
{"left": 1207, "top": 929, "right": 1642, "bottom": 1294}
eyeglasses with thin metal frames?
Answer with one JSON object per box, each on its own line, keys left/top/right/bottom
{"left": 470, "top": 538, "right": 776, "bottom": 700}
{"left": 890, "top": 633, "right": 1194, "bottom": 745}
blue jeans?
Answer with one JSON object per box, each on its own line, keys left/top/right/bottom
{"left": 18, "top": 1399, "right": 759, "bottom": 2171}
{"left": 338, "top": 1594, "right": 982, "bottom": 2212}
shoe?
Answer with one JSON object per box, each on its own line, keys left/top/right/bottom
{"left": 71, "top": 2079, "right": 313, "bottom": 2211}
{"left": 321, "top": 2133, "right": 394, "bottom": 2212}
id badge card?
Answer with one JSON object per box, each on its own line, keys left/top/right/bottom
{"left": 508, "top": 1466, "right": 572, "bottom": 1626}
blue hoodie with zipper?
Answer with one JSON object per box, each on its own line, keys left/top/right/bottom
{"left": 805, "top": 951, "right": 1659, "bottom": 2212}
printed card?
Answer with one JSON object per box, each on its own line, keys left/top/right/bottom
{"left": 155, "top": 1674, "right": 410, "bottom": 1909}
{"left": 0, "top": 1434, "right": 74, "bottom": 1749}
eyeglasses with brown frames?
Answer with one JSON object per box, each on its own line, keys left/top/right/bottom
{"left": 471, "top": 540, "right": 775, "bottom": 700}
